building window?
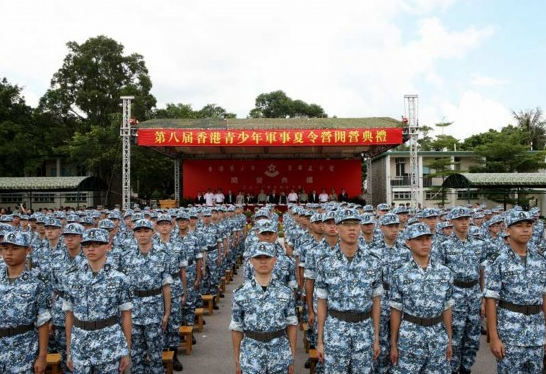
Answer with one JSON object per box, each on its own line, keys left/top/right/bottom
{"left": 454, "top": 157, "right": 461, "bottom": 171}
{"left": 1, "top": 193, "right": 23, "bottom": 204}
{"left": 395, "top": 158, "right": 406, "bottom": 177}
{"left": 393, "top": 191, "right": 411, "bottom": 200}
{"left": 65, "top": 193, "right": 87, "bottom": 203}
{"left": 457, "top": 190, "right": 478, "bottom": 200}
{"left": 425, "top": 191, "right": 437, "bottom": 200}
{"left": 34, "top": 193, "right": 55, "bottom": 203}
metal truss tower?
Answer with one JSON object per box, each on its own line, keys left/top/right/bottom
{"left": 120, "top": 96, "right": 135, "bottom": 211}
{"left": 404, "top": 94, "right": 420, "bottom": 208}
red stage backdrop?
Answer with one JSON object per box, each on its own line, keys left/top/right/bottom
{"left": 182, "top": 159, "right": 362, "bottom": 200}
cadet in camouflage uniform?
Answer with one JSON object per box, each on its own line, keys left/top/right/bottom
{"left": 63, "top": 228, "right": 132, "bottom": 373}
{"left": 175, "top": 212, "right": 203, "bottom": 332}
{"left": 120, "top": 219, "right": 173, "bottom": 374}
{"left": 0, "top": 231, "right": 51, "bottom": 374}
{"left": 316, "top": 208, "right": 382, "bottom": 374}
{"left": 303, "top": 210, "right": 339, "bottom": 374}
{"left": 390, "top": 223, "right": 454, "bottom": 374}
{"left": 433, "top": 207, "right": 486, "bottom": 374}
{"left": 154, "top": 213, "right": 186, "bottom": 371}
{"left": 49, "top": 222, "right": 86, "bottom": 373}
{"left": 230, "top": 242, "right": 298, "bottom": 374}
{"left": 200, "top": 209, "right": 222, "bottom": 304}
{"left": 32, "top": 216, "right": 65, "bottom": 271}
{"left": 484, "top": 210, "right": 546, "bottom": 374}
{"left": 374, "top": 213, "right": 411, "bottom": 374}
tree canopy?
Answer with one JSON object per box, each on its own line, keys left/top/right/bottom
{"left": 248, "top": 90, "right": 327, "bottom": 118}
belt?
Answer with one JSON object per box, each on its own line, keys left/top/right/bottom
{"left": 56, "top": 290, "right": 67, "bottom": 299}
{"left": 73, "top": 316, "right": 117, "bottom": 331}
{"left": 171, "top": 272, "right": 181, "bottom": 278}
{"left": 382, "top": 282, "right": 390, "bottom": 291}
{"left": 498, "top": 300, "right": 542, "bottom": 315}
{"left": 404, "top": 313, "right": 443, "bottom": 327}
{"left": 453, "top": 279, "right": 479, "bottom": 288}
{"left": 244, "top": 329, "right": 285, "bottom": 342}
{"left": 136, "top": 287, "right": 162, "bottom": 297}
{"left": 187, "top": 259, "right": 194, "bottom": 266}
{"left": 0, "top": 324, "right": 34, "bottom": 338}
{"left": 328, "top": 309, "right": 371, "bottom": 323}
{"left": 206, "top": 246, "right": 217, "bottom": 252}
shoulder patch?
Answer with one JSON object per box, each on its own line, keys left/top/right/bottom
{"left": 234, "top": 284, "right": 244, "bottom": 293}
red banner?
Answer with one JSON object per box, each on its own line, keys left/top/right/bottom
{"left": 138, "top": 128, "right": 402, "bottom": 147}
{"left": 182, "top": 159, "right": 362, "bottom": 200}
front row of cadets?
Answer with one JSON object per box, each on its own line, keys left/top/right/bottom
{"left": 231, "top": 206, "right": 546, "bottom": 374}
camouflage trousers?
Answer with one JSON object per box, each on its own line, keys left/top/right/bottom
{"left": 497, "top": 345, "right": 544, "bottom": 374}
{"left": 373, "top": 311, "right": 391, "bottom": 374}
{"left": 323, "top": 315, "right": 374, "bottom": 374}
{"left": 164, "top": 279, "right": 183, "bottom": 348}
{"left": 450, "top": 305, "right": 480, "bottom": 372}
{"left": 0, "top": 330, "right": 38, "bottom": 373}
{"left": 131, "top": 323, "right": 164, "bottom": 374}
{"left": 239, "top": 335, "right": 293, "bottom": 374}
{"left": 182, "top": 264, "right": 199, "bottom": 326}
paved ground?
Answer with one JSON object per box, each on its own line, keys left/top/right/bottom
{"left": 176, "top": 270, "right": 497, "bottom": 374}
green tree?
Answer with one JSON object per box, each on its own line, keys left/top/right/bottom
{"left": 429, "top": 135, "right": 459, "bottom": 151}
{"left": 425, "top": 157, "right": 459, "bottom": 206}
{"left": 39, "top": 36, "right": 157, "bottom": 206}
{"left": 40, "top": 35, "right": 156, "bottom": 130}
{"left": 248, "top": 90, "right": 327, "bottom": 118}
{"left": 153, "top": 103, "right": 235, "bottom": 119}
{"left": 512, "top": 108, "right": 546, "bottom": 150}
{"left": 0, "top": 78, "right": 43, "bottom": 176}
{"left": 470, "top": 127, "right": 545, "bottom": 172}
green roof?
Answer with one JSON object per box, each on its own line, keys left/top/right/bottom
{"left": 0, "top": 177, "right": 107, "bottom": 191}
{"left": 136, "top": 117, "right": 404, "bottom": 130}
{"left": 443, "top": 173, "right": 546, "bottom": 189}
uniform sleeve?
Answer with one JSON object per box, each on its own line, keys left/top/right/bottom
{"left": 229, "top": 292, "right": 244, "bottom": 331}
{"left": 483, "top": 257, "right": 501, "bottom": 300}
{"left": 284, "top": 291, "right": 299, "bottom": 326}
{"left": 119, "top": 275, "right": 134, "bottom": 312}
{"left": 304, "top": 246, "right": 317, "bottom": 280}
{"left": 444, "top": 271, "right": 455, "bottom": 310}
{"left": 315, "top": 261, "right": 328, "bottom": 300}
{"left": 431, "top": 241, "right": 445, "bottom": 265}
{"left": 389, "top": 271, "right": 403, "bottom": 311}
{"left": 36, "top": 279, "right": 52, "bottom": 327}
{"left": 162, "top": 256, "right": 174, "bottom": 286}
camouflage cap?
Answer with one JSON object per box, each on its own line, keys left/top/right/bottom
{"left": 322, "top": 211, "right": 336, "bottom": 222}
{"left": 422, "top": 208, "right": 440, "bottom": 218}
{"left": 448, "top": 207, "right": 472, "bottom": 220}
{"left": 44, "top": 216, "right": 62, "bottom": 228}
{"left": 82, "top": 228, "right": 110, "bottom": 244}
{"left": 485, "top": 215, "right": 504, "bottom": 227}
{"left": 377, "top": 203, "right": 390, "bottom": 212}
{"left": 79, "top": 216, "right": 95, "bottom": 226}
{"left": 310, "top": 213, "right": 323, "bottom": 223}
{"left": 256, "top": 219, "right": 278, "bottom": 234}
{"left": 176, "top": 212, "right": 191, "bottom": 221}
{"left": 133, "top": 219, "right": 154, "bottom": 230}
{"left": 98, "top": 219, "right": 115, "bottom": 230}
{"left": 360, "top": 213, "right": 376, "bottom": 225}
{"left": 335, "top": 208, "right": 360, "bottom": 224}
{"left": 62, "top": 223, "right": 85, "bottom": 236}
{"left": 505, "top": 210, "right": 534, "bottom": 227}
{"left": 1, "top": 231, "right": 30, "bottom": 247}
{"left": 250, "top": 242, "right": 276, "bottom": 258}
{"left": 406, "top": 222, "right": 433, "bottom": 239}
{"left": 156, "top": 214, "right": 172, "bottom": 223}
{"left": 379, "top": 213, "right": 400, "bottom": 226}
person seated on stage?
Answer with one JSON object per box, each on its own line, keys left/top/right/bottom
{"left": 338, "top": 188, "right": 349, "bottom": 202}
{"left": 278, "top": 191, "right": 288, "bottom": 205}
{"left": 257, "top": 189, "right": 268, "bottom": 204}
{"left": 318, "top": 188, "right": 329, "bottom": 203}
{"left": 268, "top": 190, "right": 279, "bottom": 205}
{"left": 236, "top": 191, "right": 245, "bottom": 205}
{"left": 299, "top": 188, "right": 309, "bottom": 203}
{"left": 288, "top": 189, "right": 299, "bottom": 204}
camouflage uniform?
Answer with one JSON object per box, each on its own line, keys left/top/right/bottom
{"left": 316, "top": 241, "right": 382, "bottom": 374}
{"left": 484, "top": 211, "right": 546, "bottom": 374}
{"left": 390, "top": 254, "right": 453, "bottom": 373}
{"left": 0, "top": 231, "right": 52, "bottom": 373}
{"left": 374, "top": 215, "right": 412, "bottom": 374}
{"left": 433, "top": 207, "right": 486, "bottom": 373}
{"left": 120, "top": 220, "right": 173, "bottom": 374}
{"left": 200, "top": 214, "right": 222, "bottom": 296}
{"left": 229, "top": 243, "right": 298, "bottom": 374}
{"left": 63, "top": 258, "right": 133, "bottom": 372}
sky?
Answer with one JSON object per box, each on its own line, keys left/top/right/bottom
{"left": 1, "top": 0, "right": 545, "bottom": 140}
